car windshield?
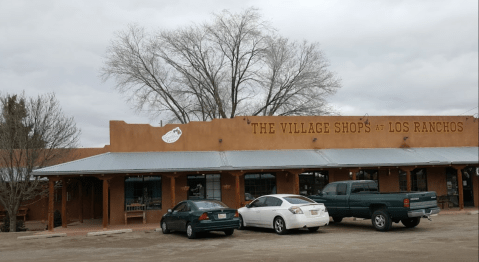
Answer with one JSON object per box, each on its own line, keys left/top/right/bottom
{"left": 192, "top": 200, "right": 229, "bottom": 210}
{"left": 283, "top": 196, "right": 316, "bottom": 204}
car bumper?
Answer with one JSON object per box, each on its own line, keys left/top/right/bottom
{"left": 193, "top": 218, "right": 240, "bottom": 232}
{"left": 285, "top": 212, "right": 330, "bottom": 229}
{"left": 408, "top": 207, "right": 441, "bottom": 218}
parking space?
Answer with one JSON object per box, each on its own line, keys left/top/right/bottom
{"left": 0, "top": 214, "right": 477, "bottom": 262}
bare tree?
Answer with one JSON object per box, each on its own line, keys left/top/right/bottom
{"left": 102, "top": 8, "right": 341, "bottom": 123}
{"left": 0, "top": 93, "right": 80, "bottom": 232}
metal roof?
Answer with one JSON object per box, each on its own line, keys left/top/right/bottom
{"left": 32, "top": 147, "right": 479, "bottom": 176}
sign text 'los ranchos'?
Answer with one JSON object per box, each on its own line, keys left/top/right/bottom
{"left": 251, "top": 121, "right": 464, "bottom": 135}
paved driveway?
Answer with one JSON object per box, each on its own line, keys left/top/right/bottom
{"left": 0, "top": 214, "right": 477, "bottom": 262}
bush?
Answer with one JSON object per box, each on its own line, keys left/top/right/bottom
{"left": 1, "top": 214, "right": 27, "bottom": 232}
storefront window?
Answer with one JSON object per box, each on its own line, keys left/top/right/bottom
{"left": 299, "top": 171, "right": 329, "bottom": 195}
{"left": 399, "top": 168, "right": 427, "bottom": 192}
{"left": 125, "top": 176, "right": 162, "bottom": 210}
{"left": 244, "top": 173, "right": 276, "bottom": 200}
{"left": 187, "top": 174, "right": 221, "bottom": 201}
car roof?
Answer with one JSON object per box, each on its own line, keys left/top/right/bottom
{"left": 257, "top": 194, "right": 303, "bottom": 198}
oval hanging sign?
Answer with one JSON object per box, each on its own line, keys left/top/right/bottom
{"left": 162, "top": 127, "right": 182, "bottom": 143}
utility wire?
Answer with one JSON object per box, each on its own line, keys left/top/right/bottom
{"left": 459, "top": 106, "right": 478, "bottom": 115}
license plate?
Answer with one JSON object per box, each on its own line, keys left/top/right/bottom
{"left": 218, "top": 213, "right": 226, "bottom": 219}
{"left": 311, "top": 210, "right": 318, "bottom": 215}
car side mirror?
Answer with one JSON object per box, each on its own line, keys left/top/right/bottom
{"left": 246, "top": 204, "right": 251, "bottom": 208}
{"left": 167, "top": 209, "right": 172, "bottom": 213}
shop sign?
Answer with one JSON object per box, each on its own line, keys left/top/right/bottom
{"left": 162, "top": 127, "right": 182, "bottom": 143}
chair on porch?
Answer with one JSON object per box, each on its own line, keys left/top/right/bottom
{"left": 124, "top": 203, "right": 146, "bottom": 225}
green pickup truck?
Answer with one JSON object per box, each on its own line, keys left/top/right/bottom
{"left": 309, "top": 180, "right": 440, "bottom": 231}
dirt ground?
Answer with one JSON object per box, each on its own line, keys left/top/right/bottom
{"left": 0, "top": 214, "right": 477, "bottom": 262}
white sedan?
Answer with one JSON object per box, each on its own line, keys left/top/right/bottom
{"left": 238, "top": 194, "right": 329, "bottom": 234}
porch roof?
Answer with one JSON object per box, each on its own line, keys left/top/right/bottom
{"left": 32, "top": 147, "right": 479, "bottom": 176}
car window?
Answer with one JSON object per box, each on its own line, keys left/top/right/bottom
{"left": 250, "top": 197, "right": 267, "bottom": 207}
{"left": 367, "top": 181, "right": 379, "bottom": 192}
{"left": 265, "top": 197, "right": 282, "bottom": 207}
{"left": 173, "top": 202, "right": 187, "bottom": 212}
{"left": 283, "top": 196, "right": 315, "bottom": 204}
{"left": 337, "top": 184, "right": 347, "bottom": 195}
{"left": 192, "top": 200, "right": 228, "bottom": 210}
{"left": 351, "top": 183, "right": 367, "bottom": 194}
{"left": 322, "top": 183, "right": 337, "bottom": 195}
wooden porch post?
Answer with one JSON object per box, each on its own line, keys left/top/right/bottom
{"left": 230, "top": 171, "right": 244, "bottom": 209}
{"left": 453, "top": 165, "right": 466, "bottom": 210}
{"left": 100, "top": 177, "right": 111, "bottom": 230}
{"left": 91, "top": 183, "right": 95, "bottom": 219}
{"left": 79, "top": 181, "right": 83, "bottom": 223}
{"left": 286, "top": 170, "right": 303, "bottom": 195}
{"left": 61, "top": 178, "right": 67, "bottom": 228}
{"left": 400, "top": 167, "right": 414, "bottom": 192}
{"left": 48, "top": 178, "right": 55, "bottom": 232}
{"left": 170, "top": 176, "right": 176, "bottom": 208}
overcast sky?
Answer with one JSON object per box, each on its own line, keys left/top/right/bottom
{"left": 1, "top": 0, "right": 477, "bottom": 147}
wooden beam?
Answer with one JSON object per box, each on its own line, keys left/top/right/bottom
{"left": 48, "top": 179, "right": 55, "bottom": 232}
{"left": 170, "top": 176, "right": 176, "bottom": 208}
{"left": 349, "top": 168, "right": 359, "bottom": 180}
{"left": 406, "top": 170, "right": 411, "bottom": 192}
{"left": 453, "top": 165, "right": 467, "bottom": 210}
{"left": 61, "top": 178, "right": 67, "bottom": 228}
{"left": 79, "top": 181, "right": 83, "bottom": 223}
{"left": 102, "top": 178, "right": 109, "bottom": 229}
{"left": 91, "top": 184, "right": 94, "bottom": 219}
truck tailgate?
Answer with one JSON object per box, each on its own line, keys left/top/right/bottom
{"left": 408, "top": 192, "right": 437, "bottom": 209}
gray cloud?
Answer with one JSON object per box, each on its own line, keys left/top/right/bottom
{"left": 0, "top": 0, "right": 477, "bottom": 147}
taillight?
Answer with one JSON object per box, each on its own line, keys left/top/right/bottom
{"left": 198, "top": 212, "right": 209, "bottom": 220}
{"left": 234, "top": 211, "right": 239, "bottom": 217}
{"left": 404, "top": 198, "right": 410, "bottom": 208}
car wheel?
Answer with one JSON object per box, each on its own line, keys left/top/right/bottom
{"left": 161, "top": 221, "right": 170, "bottom": 234}
{"left": 224, "top": 229, "right": 234, "bottom": 236}
{"left": 238, "top": 214, "right": 245, "bottom": 230}
{"left": 308, "top": 227, "right": 319, "bottom": 232}
{"left": 333, "top": 217, "right": 343, "bottom": 223}
{"left": 186, "top": 223, "right": 196, "bottom": 239}
{"left": 401, "top": 217, "right": 421, "bottom": 228}
{"left": 274, "top": 217, "right": 288, "bottom": 235}
{"left": 371, "top": 210, "right": 392, "bottom": 232}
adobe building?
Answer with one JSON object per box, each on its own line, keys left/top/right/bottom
{"left": 31, "top": 115, "right": 479, "bottom": 231}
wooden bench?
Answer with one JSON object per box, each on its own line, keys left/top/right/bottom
{"left": 437, "top": 196, "right": 451, "bottom": 209}
{"left": 16, "top": 207, "right": 28, "bottom": 222}
{"left": 125, "top": 203, "right": 146, "bottom": 225}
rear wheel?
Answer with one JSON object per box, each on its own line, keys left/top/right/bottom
{"left": 186, "top": 223, "right": 196, "bottom": 239}
{"left": 401, "top": 217, "right": 421, "bottom": 228}
{"left": 224, "top": 229, "right": 234, "bottom": 236}
{"left": 333, "top": 217, "right": 343, "bottom": 223}
{"left": 308, "top": 227, "right": 319, "bottom": 232}
{"left": 371, "top": 210, "right": 392, "bottom": 232}
{"left": 274, "top": 217, "right": 288, "bottom": 235}
{"left": 161, "top": 221, "right": 170, "bottom": 234}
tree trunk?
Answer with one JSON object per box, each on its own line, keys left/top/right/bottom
{"left": 9, "top": 211, "right": 17, "bottom": 232}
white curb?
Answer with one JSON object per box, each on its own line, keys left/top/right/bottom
{"left": 87, "top": 229, "right": 132, "bottom": 236}
{"left": 467, "top": 210, "right": 478, "bottom": 215}
{"left": 17, "top": 233, "right": 67, "bottom": 240}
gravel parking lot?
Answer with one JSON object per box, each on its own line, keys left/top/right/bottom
{"left": 0, "top": 214, "right": 477, "bottom": 262}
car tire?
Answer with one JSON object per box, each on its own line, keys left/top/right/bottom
{"left": 161, "top": 221, "right": 170, "bottom": 234}
{"left": 401, "top": 217, "right": 421, "bottom": 228}
{"left": 333, "top": 217, "right": 343, "bottom": 223}
{"left": 274, "top": 217, "right": 288, "bottom": 235}
{"left": 308, "top": 227, "right": 319, "bottom": 232}
{"left": 238, "top": 214, "right": 245, "bottom": 230}
{"left": 224, "top": 229, "right": 234, "bottom": 236}
{"left": 371, "top": 210, "right": 392, "bottom": 232}
{"left": 186, "top": 223, "right": 196, "bottom": 239}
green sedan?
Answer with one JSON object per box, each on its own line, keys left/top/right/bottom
{"left": 160, "top": 199, "right": 240, "bottom": 239}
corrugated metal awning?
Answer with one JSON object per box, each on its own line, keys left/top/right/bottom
{"left": 32, "top": 147, "right": 479, "bottom": 176}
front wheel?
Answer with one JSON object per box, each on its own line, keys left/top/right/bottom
{"left": 161, "top": 221, "right": 170, "bottom": 234}
{"left": 274, "top": 217, "right": 288, "bottom": 235}
{"left": 371, "top": 210, "right": 392, "bottom": 232}
{"left": 238, "top": 214, "right": 245, "bottom": 230}
{"left": 186, "top": 223, "right": 197, "bottom": 239}
{"left": 401, "top": 217, "right": 421, "bottom": 228}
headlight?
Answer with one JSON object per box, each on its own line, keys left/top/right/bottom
{"left": 288, "top": 206, "right": 303, "bottom": 214}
